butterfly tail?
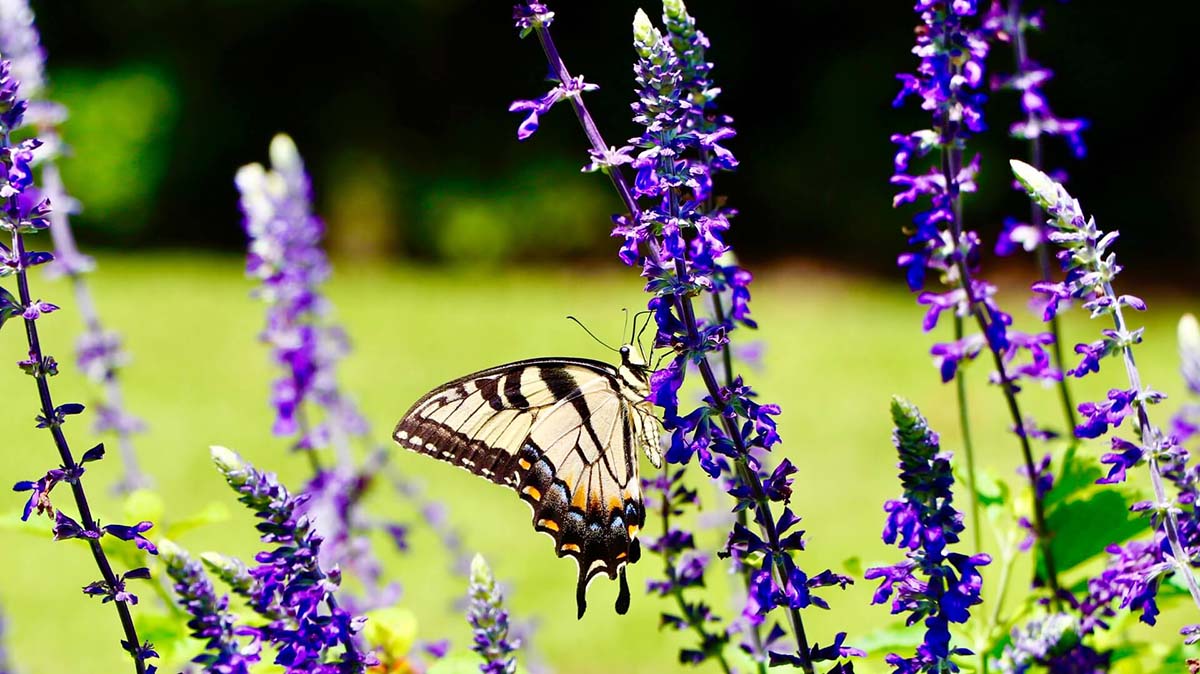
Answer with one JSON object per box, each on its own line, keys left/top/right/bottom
{"left": 576, "top": 574, "right": 588, "bottom": 619}
{"left": 615, "top": 567, "right": 630, "bottom": 614}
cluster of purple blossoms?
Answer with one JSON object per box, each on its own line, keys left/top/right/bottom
{"left": 158, "top": 539, "right": 261, "bottom": 673}
{"left": 866, "top": 398, "right": 990, "bottom": 673}
{"left": 237, "top": 135, "right": 415, "bottom": 614}
{"left": 984, "top": 0, "right": 1087, "bottom": 261}
{"left": 236, "top": 134, "right": 368, "bottom": 455}
{"left": 891, "top": 0, "right": 1058, "bottom": 391}
{"left": 1, "top": 56, "right": 159, "bottom": 673}
{"left": 1012, "top": 160, "right": 1200, "bottom": 640}
{"left": 210, "top": 446, "right": 374, "bottom": 671}
{"left": 642, "top": 468, "right": 731, "bottom": 667}
{"left": 467, "top": 554, "right": 519, "bottom": 674}
{"left": 992, "top": 612, "right": 1108, "bottom": 674}
{"left": 511, "top": 2, "right": 856, "bottom": 670}
{"left": 891, "top": 0, "right": 1069, "bottom": 604}
{"left": 0, "top": 0, "right": 149, "bottom": 492}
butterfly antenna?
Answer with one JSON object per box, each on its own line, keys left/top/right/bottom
{"left": 566, "top": 316, "right": 619, "bottom": 352}
{"left": 631, "top": 310, "right": 653, "bottom": 361}
{"left": 621, "top": 308, "right": 630, "bottom": 345}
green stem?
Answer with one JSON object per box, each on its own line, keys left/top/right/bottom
{"left": 1007, "top": 0, "right": 1078, "bottom": 433}
{"left": 659, "top": 465, "right": 733, "bottom": 674}
{"left": 954, "top": 314, "right": 983, "bottom": 555}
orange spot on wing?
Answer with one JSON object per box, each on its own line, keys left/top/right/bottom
{"left": 518, "top": 458, "right": 532, "bottom": 469}
{"left": 616, "top": 552, "right": 627, "bottom": 560}
{"left": 561, "top": 543, "right": 581, "bottom": 553}
{"left": 628, "top": 524, "right": 640, "bottom": 537}
{"left": 523, "top": 486, "right": 542, "bottom": 500}
{"left": 537, "top": 519, "right": 560, "bottom": 532}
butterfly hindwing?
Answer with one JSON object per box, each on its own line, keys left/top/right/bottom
{"left": 394, "top": 358, "right": 655, "bottom": 617}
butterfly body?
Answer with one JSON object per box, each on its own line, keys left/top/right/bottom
{"left": 393, "top": 346, "right": 661, "bottom": 618}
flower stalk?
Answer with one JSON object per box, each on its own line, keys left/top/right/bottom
{"left": 1013, "top": 160, "right": 1200, "bottom": 617}
{"left": 1, "top": 59, "right": 155, "bottom": 674}
{"left": 512, "top": 4, "right": 858, "bottom": 671}
{"left": 0, "top": 0, "right": 150, "bottom": 493}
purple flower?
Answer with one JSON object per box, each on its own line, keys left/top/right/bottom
{"left": 509, "top": 76, "right": 598, "bottom": 141}
{"left": 237, "top": 135, "right": 368, "bottom": 455}
{"left": 984, "top": 2, "right": 1088, "bottom": 159}
{"left": 468, "top": 554, "right": 520, "bottom": 674}
{"left": 210, "top": 446, "right": 373, "bottom": 671}
{"left": 160, "top": 540, "right": 261, "bottom": 673}
{"left": 103, "top": 521, "right": 159, "bottom": 555}
{"left": 1014, "top": 159, "right": 1200, "bottom": 639}
{"left": 992, "top": 612, "right": 1108, "bottom": 674}
{"left": 512, "top": 2, "right": 852, "bottom": 670}
{"left": 1, "top": 52, "right": 157, "bottom": 673}
{"left": 867, "top": 398, "right": 990, "bottom": 671}
{"left": 0, "top": 0, "right": 148, "bottom": 492}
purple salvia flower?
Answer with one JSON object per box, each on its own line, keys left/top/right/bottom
{"left": 642, "top": 467, "right": 733, "bottom": 669}
{"left": 983, "top": 2, "right": 1087, "bottom": 160}
{"left": 0, "top": 0, "right": 150, "bottom": 493}
{"left": 159, "top": 539, "right": 261, "bottom": 673}
{"left": 236, "top": 134, "right": 370, "bottom": 464}
{"left": 983, "top": 0, "right": 1087, "bottom": 436}
{"left": 866, "top": 398, "right": 991, "bottom": 672}
{"left": 0, "top": 57, "right": 156, "bottom": 674}
{"left": 892, "top": 0, "right": 1066, "bottom": 601}
{"left": 210, "top": 446, "right": 374, "bottom": 671}
{"left": 1013, "top": 159, "right": 1200, "bottom": 631}
{"left": 992, "top": 612, "right": 1107, "bottom": 674}
{"left": 467, "top": 554, "right": 519, "bottom": 674}
{"left": 238, "top": 136, "right": 472, "bottom": 619}
{"left": 512, "top": 2, "right": 855, "bottom": 669}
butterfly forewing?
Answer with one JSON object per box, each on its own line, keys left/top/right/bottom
{"left": 393, "top": 358, "right": 654, "bottom": 617}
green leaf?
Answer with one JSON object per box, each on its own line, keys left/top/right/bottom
{"left": 974, "top": 468, "right": 1010, "bottom": 509}
{"left": 1044, "top": 444, "right": 1101, "bottom": 512}
{"left": 1046, "top": 490, "right": 1147, "bottom": 574}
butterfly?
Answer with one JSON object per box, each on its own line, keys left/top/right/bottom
{"left": 393, "top": 337, "right": 662, "bottom": 618}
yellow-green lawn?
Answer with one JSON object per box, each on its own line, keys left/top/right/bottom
{"left": 0, "top": 254, "right": 1192, "bottom": 672}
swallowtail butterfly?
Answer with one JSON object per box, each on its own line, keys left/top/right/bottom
{"left": 393, "top": 343, "right": 662, "bottom": 618}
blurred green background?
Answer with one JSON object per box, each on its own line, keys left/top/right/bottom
{"left": 2, "top": 0, "right": 1200, "bottom": 672}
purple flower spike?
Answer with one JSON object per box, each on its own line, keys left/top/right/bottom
{"left": 160, "top": 540, "right": 260, "bottom": 673}
{"left": 1014, "top": 159, "right": 1200, "bottom": 640}
{"left": 512, "top": 2, "right": 853, "bottom": 670}
{"left": 867, "top": 398, "right": 990, "bottom": 672}
{"left": 1, "top": 48, "right": 157, "bottom": 673}
{"left": 210, "top": 446, "right": 374, "bottom": 671}
{"left": 468, "top": 554, "right": 520, "bottom": 674}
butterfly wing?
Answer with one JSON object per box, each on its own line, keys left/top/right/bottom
{"left": 393, "top": 358, "right": 651, "bottom": 617}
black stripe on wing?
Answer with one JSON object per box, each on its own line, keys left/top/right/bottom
{"left": 394, "top": 412, "right": 523, "bottom": 486}
{"left": 394, "top": 359, "right": 645, "bottom": 618}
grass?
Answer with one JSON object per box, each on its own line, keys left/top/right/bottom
{"left": 0, "top": 253, "right": 1194, "bottom": 673}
